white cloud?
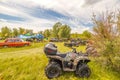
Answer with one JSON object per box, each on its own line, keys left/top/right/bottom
{"left": 0, "top": 19, "right": 7, "bottom": 22}
{"left": 0, "top": 0, "right": 120, "bottom": 33}
{"left": 29, "top": 0, "right": 85, "bottom": 17}
{"left": 0, "top": 18, "right": 56, "bottom": 32}
{"left": 29, "top": 0, "right": 119, "bottom": 17}
{"left": 0, "top": 0, "right": 56, "bottom": 32}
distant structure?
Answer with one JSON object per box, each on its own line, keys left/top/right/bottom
{"left": 17, "top": 33, "right": 44, "bottom": 42}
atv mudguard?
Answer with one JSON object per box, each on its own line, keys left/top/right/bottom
{"left": 74, "top": 56, "right": 90, "bottom": 67}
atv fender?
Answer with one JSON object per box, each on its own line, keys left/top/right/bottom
{"left": 74, "top": 56, "right": 90, "bottom": 66}
{"left": 49, "top": 58, "right": 63, "bottom": 69}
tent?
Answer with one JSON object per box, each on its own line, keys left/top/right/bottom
{"left": 17, "top": 33, "right": 44, "bottom": 39}
{"left": 35, "top": 34, "right": 44, "bottom": 39}
{"left": 17, "top": 35, "right": 33, "bottom": 39}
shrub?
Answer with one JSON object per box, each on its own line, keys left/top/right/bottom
{"left": 92, "top": 11, "right": 120, "bottom": 72}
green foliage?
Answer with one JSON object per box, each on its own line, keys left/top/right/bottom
{"left": 1, "top": 26, "right": 11, "bottom": 38}
{"left": 92, "top": 11, "right": 120, "bottom": 71}
{"left": 0, "top": 32, "right": 1, "bottom": 37}
{"left": 52, "top": 22, "right": 71, "bottom": 38}
{"left": 58, "top": 25, "right": 71, "bottom": 38}
{"left": 0, "top": 22, "right": 71, "bottom": 39}
{"left": 26, "top": 29, "right": 33, "bottom": 33}
{"left": 13, "top": 28, "right": 19, "bottom": 37}
{"left": 52, "top": 22, "right": 62, "bottom": 38}
{"left": 82, "top": 30, "right": 92, "bottom": 39}
{"left": 0, "top": 27, "right": 34, "bottom": 38}
{"left": 19, "top": 27, "right": 25, "bottom": 34}
{"left": 71, "top": 32, "right": 82, "bottom": 39}
{"left": 43, "top": 29, "right": 51, "bottom": 38}
{"left": 38, "top": 31, "right": 43, "bottom": 35}
{"left": 71, "top": 30, "right": 91, "bottom": 39}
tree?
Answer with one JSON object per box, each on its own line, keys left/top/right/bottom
{"left": 0, "top": 32, "right": 1, "bottom": 37}
{"left": 13, "top": 28, "right": 19, "bottom": 37}
{"left": 1, "top": 26, "right": 11, "bottom": 38}
{"left": 19, "top": 27, "right": 25, "bottom": 34}
{"left": 52, "top": 22, "right": 62, "bottom": 38}
{"left": 44, "top": 29, "right": 51, "bottom": 38}
{"left": 26, "top": 29, "right": 33, "bottom": 33}
{"left": 82, "top": 30, "right": 91, "bottom": 39}
{"left": 58, "top": 25, "right": 71, "bottom": 38}
{"left": 38, "top": 31, "right": 43, "bottom": 35}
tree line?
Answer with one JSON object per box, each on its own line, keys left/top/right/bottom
{"left": 0, "top": 27, "right": 33, "bottom": 38}
{"left": 0, "top": 22, "right": 71, "bottom": 39}
{"left": 38, "top": 22, "right": 91, "bottom": 39}
{"left": 0, "top": 22, "right": 92, "bottom": 39}
{"left": 38, "top": 22, "right": 71, "bottom": 39}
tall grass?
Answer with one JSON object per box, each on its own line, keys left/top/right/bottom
{"left": 0, "top": 42, "right": 120, "bottom": 80}
{"left": 0, "top": 42, "right": 47, "bottom": 53}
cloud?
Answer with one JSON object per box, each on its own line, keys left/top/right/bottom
{"left": 84, "top": 0, "right": 103, "bottom": 6}
{"left": 0, "top": 19, "right": 7, "bottom": 22}
{"left": 0, "top": 0, "right": 120, "bottom": 33}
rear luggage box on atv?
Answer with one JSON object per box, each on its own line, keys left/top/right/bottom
{"left": 44, "top": 43, "right": 57, "bottom": 55}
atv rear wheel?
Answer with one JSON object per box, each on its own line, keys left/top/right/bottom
{"left": 75, "top": 64, "right": 91, "bottom": 78}
{"left": 45, "top": 62, "right": 62, "bottom": 79}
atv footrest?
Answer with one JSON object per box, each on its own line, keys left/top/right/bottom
{"left": 63, "top": 68, "right": 75, "bottom": 71}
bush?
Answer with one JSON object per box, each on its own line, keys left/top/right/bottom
{"left": 92, "top": 11, "right": 120, "bottom": 72}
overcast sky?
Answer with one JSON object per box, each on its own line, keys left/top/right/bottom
{"left": 0, "top": 0, "right": 120, "bottom": 33}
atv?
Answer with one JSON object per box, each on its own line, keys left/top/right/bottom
{"left": 64, "top": 41, "right": 80, "bottom": 47}
{"left": 44, "top": 43, "right": 91, "bottom": 79}
{"left": 64, "top": 39, "right": 87, "bottom": 47}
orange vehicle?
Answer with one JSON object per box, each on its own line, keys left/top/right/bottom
{"left": 0, "top": 38, "right": 30, "bottom": 47}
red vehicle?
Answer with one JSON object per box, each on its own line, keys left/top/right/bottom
{"left": 0, "top": 38, "right": 30, "bottom": 47}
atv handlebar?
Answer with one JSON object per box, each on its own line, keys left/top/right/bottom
{"left": 72, "top": 48, "right": 77, "bottom": 53}
{"left": 71, "top": 48, "right": 88, "bottom": 56}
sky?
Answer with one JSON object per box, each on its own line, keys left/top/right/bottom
{"left": 0, "top": 0, "right": 120, "bottom": 33}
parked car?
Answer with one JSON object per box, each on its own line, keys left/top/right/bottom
{"left": 62, "top": 38, "right": 69, "bottom": 42}
{"left": 26, "top": 38, "right": 42, "bottom": 42}
{"left": 64, "top": 41, "right": 80, "bottom": 47}
{"left": 49, "top": 38, "right": 59, "bottom": 42}
{"left": 0, "top": 38, "right": 30, "bottom": 47}
{"left": 64, "top": 38, "right": 87, "bottom": 47}
{"left": 49, "top": 38, "right": 69, "bottom": 42}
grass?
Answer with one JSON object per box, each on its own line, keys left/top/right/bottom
{"left": 0, "top": 42, "right": 120, "bottom": 80}
{"left": 0, "top": 42, "right": 46, "bottom": 53}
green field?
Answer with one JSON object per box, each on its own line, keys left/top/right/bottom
{"left": 0, "top": 42, "right": 119, "bottom": 80}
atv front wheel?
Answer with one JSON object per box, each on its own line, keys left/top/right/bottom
{"left": 45, "top": 62, "right": 62, "bottom": 79}
{"left": 75, "top": 64, "right": 91, "bottom": 78}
